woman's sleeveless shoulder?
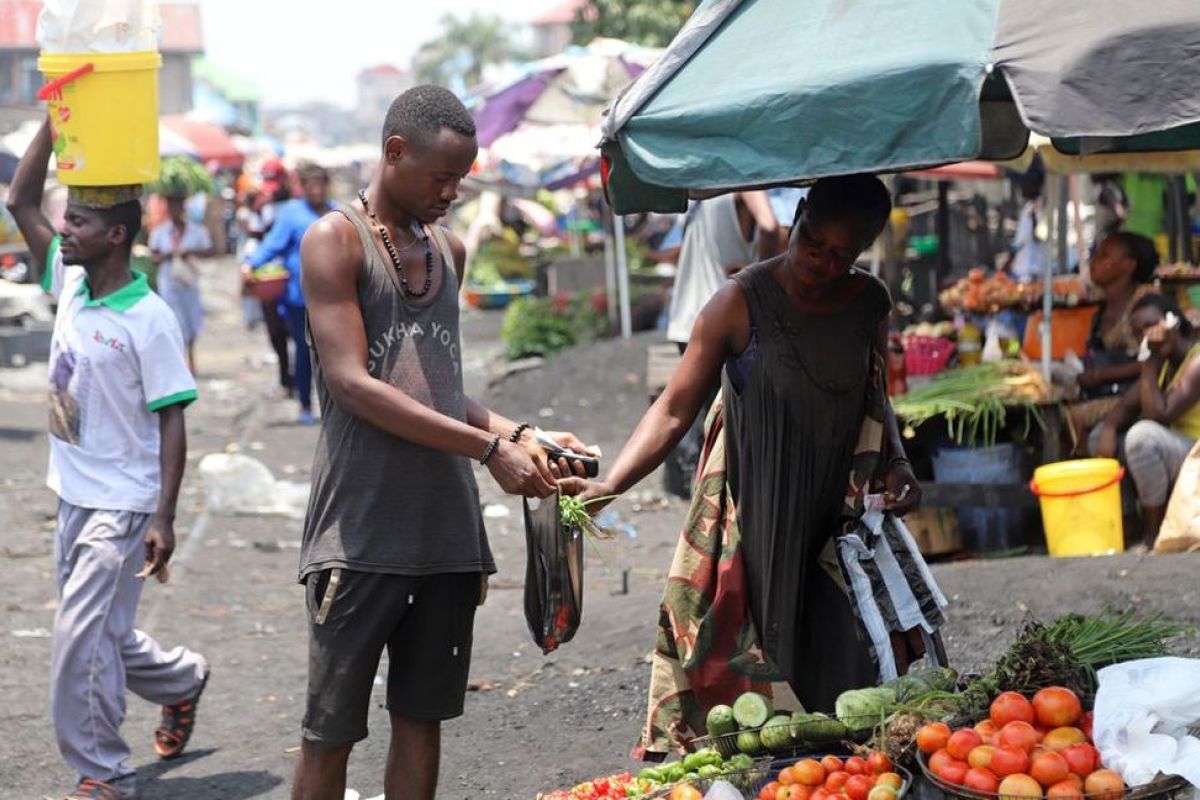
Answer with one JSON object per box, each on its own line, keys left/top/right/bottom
{"left": 851, "top": 267, "right": 892, "bottom": 322}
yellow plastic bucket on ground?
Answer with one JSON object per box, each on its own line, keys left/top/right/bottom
{"left": 38, "top": 50, "right": 162, "bottom": 186}
{"left": 1030, "top": 458, "right": 1125, "bottom": 556}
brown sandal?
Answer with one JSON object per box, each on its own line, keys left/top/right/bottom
{"left": 63, "top": 778, "right": 130, "bottom": 799}
{"left": 153, "top": 669, "right": 209, "bottom": 760}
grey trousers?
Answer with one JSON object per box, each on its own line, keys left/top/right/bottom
{"left": 1089, "top": 420, "right": 1196, "bottom": 507}
{"left": 52, "top": 501, "right": 207, "bottom": 784}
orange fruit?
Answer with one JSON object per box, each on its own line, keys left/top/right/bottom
{"left": 998, "top": 773, "right": 1043, "bottom": 799}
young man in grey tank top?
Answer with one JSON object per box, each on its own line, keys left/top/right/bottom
{"left": 294, "top": 86, "right": 597, "bottom": 800}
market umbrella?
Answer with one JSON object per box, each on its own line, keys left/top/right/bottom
{"left": 470, "top": 38, "right": 662, "bottom": 148}
{"left": 601, "top": 0, "right": 1200, "bottom": 214}
{"left": 160, "top": 116, "right": 244, "bottom": 170}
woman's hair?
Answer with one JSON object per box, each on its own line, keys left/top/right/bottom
{"left": 1132, "top": 293, "right": 1194, "bottom": 337}
{"left": 1110, "top": 231, "right": 1159, "bottom": 283}
{"left": 794, "top": 173, "right": 892, "bottom": 245}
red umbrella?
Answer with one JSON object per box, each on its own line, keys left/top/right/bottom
{"left": 160, "top": 116, "right": 244, "bottom": 170}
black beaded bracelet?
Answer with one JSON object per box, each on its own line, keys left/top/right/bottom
{"left": 509, "top": 422, "right": 531, "bottom": 443}
{"left": 480, "top": 434, "right": 501, "bottom": 465}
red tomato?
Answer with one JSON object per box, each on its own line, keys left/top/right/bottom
{"left": 998, "top": 774, "right": 1044, "bottom": 799}
{"left": 989, "top": 746, "right": 1032, "bottom": 778}
{"left": 968, "top": 745, "right": 996, "bottom": 770}
{"left": 875, "top": 773, "right": 903, "bottom": 791}
{"left": 845, "top": 757, "right": 868, "bottom": 776}
{"left": 1046, "top": 779, "right": 1084, "bottom": 800}
{"left": 793, "top": 786, "right": 814, "bottom": 800}
{"left": 948, "top": 729, "right": 984, "bottom": 761}
{"left": 1062, "top": 744, "right": 1099, "bottom": 778}
{"left": 866, "top": 752, "right": 892, "bottom": 775}
{"left": 1030, "top": 751, "right": 1071, "bottom": 788}
{"left": 777, "top": 787, "right": 802, "bottom": 800}
{"left": 928, "top": 751, "right": 956, "bottom": 777}
{"left": 809, "top": 788, "right": 829, "bottom": 800}
{"left": 867, "top": 787, "right": 897, "bottom": 800}
{"left": 917, "top": 723, "right": 952, "bottom": 755}
{"left": 1043, "top": 727, "right": 1087, "bottom": 752}
{"left": 825, "top": 772, "right": 850, "bottom": 793}
{"left": 846, "top": 775, "right": 874, "bottom": 800}
{"left": 779, "top": 767, "right": 798, "bottom": 786}
{"left": 991, "top": 692, "right": 1037, "bottom": 727}
{"left": 1032, "top": 688, "right": 1083, "bottom": 729}
{"left": 821, "top": 756, "right": 845, "bottom": 775}
{"left": 760, "top": 783, "right": 781, "bottom": 800}
{"left": 975, "top": 719, "right": 1001, "bottom": 746}
{"left": 1084, "top": 769, "right": 1126, "bottom": 800}
{"left": 1080, "top": 712, "right": 1094, "bottom": 742}
{"left": 794, "top": 760, "right": 826, "bottom": 787}
{"left": 963, "top": 768, "right": 1000, "bottom": 793}
{"left": 935, "top": 759, "right": 969, "bottom": 786}
{"left": 1000, "top": 721, "right": 1041, "bottom": 753}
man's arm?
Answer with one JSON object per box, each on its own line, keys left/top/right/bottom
{"left": 244, "top": 206, "right": 294, "bottom": 269}
{"left": 144, "top": 403, "right": 186, "bottom": 577}
{"left": 4, "top": 118, "right": 56, "bottom": 282}
{"left": 737, "top": 191, "right": 782, "bottom": 261}
{"left": 302, "top": 216, "right": 556, "bottom": 497}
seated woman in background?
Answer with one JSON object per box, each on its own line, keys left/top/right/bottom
{"left": 1076, "top": 232, "right": 1159, "bottom": 399}
{"left": 1092, "top": 294, "right": 1200, "bottom": 546}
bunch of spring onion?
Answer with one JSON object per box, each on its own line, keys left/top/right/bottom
{"left": 892, "top": 361, "right": 1048, "bottom": 448}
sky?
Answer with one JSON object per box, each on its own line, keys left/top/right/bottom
{"left": 196, "top": 0, "right": 566, "bottom": 108}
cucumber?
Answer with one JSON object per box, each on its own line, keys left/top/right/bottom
{"left": 760, "top": 714, "right": 794, "bottom": 752}
{"left": 732, "top": 691, "right": 773, "bottom": 729}
{"left": 736, "top": 729, "right": 762, "bottom": 755}
{"left": 705, "top": 703, "right": 738, "bottom": 737}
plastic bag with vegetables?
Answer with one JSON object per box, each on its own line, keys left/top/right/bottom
{"left": 523, "top": 490, "right": 584, "bottom": 654}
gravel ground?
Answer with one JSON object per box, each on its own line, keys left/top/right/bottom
{"left": 0, "top": 260, "right": 1196, "bottom": 799}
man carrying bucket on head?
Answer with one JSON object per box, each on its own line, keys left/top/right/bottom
{"left": 6, "top": 119, "right": 209, "bottom": 800}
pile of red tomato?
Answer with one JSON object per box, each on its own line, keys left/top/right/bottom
{"left": 757, "top": 751, "right": 905, "bottom": 800}
{"left": 917, "top": 687, "right": 1125, "bottom": 799}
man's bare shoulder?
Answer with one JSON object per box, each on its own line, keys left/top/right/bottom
{"left": 302, "top": 211, "right": 361, "bottom": 274}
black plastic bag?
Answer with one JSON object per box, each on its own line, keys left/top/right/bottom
{"left": 523, "top": 491, "right": 584, "bottom": 654}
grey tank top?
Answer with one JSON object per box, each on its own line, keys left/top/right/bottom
{"left": 299, "top": 205, "right": 494, "bottom": 580}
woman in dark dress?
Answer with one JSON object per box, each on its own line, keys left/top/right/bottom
{"left": 563, "top": 175, "right": 922, "bottom": 712}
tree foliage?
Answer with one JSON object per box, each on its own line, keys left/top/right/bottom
{"left": 570, "top": 0, "right": 693, "bottom": 48}
{"left": 413, "top": 12, "right": 525, "bottom": 91}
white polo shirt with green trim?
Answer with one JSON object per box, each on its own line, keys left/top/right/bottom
{"left": 43, "top": 236, "right": 198, "bottom": 513}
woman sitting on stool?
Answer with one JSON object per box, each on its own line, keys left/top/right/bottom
{"left": 1091, "top": 294, "right": 1200, "bottom": 546}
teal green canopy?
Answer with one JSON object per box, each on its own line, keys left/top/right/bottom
{"left": 601, "top": 0, "right": 1200, "bottom": 213}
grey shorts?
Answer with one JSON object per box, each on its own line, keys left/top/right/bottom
{"left": 302, "top": 569, "right": 482, "bottom": 743}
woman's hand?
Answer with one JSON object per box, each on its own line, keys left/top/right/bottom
{"left": 557, "top": 476, "right": 617, "bottom": 515}
{"left": 883, "top": 458, "right": 922, "bottom": 516}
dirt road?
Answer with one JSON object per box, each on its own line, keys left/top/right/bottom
{"left": 1, "top": 260, "right": 1196, "bottom": 799}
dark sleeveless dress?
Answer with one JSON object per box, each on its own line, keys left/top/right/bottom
{"left": 723, "top": 262, "right": 891, "bottom": 711}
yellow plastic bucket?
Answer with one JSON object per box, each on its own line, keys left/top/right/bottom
{"left": 1030, "top": 458, "right": 1125, "bottom": 557}
{"left": 37, "top": 50, "right": 162, "bottom": 186}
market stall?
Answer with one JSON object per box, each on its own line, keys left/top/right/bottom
{"left": 540, "top": 612, "right": 1196, "bottom": 800}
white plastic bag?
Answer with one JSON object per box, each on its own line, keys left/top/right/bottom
{"left": 1092, "top": 657, "right": 1200, "bottom": 788}
{"left": 37, "top": 0, "right": 160, "bottom": 53}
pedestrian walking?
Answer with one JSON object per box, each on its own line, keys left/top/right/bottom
{"left": 149, "top": 194, "right": 213, "bottom": 374}
{"left": 293, "top": 85, "right": 596, "bottom": 800}
{"left": 6, "top": 119, "right": 209, "bottom": 800}
{"left": 243, "top": 162, "right": 331, "bottom": 425}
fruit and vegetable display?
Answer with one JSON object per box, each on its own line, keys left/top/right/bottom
{"left": 938, "top": 270, "right": 1094, "bottom": 314}
{"left": 892, "top": 362, "right": 1050, "bottom": 448}
{"left": 542, "top": 612, "right": 1190, "bottom": 800}
{"left": 752, "top": 751, "right": 909, "bottom": 800}
{"left": 537, "top": 751, "right": 765, "bottom": 799}
{"left": 1154, "top": 263, "right": 1200, "bottom": 281}
{"left": 699, "top": 668, "right": 959, "bottom": 759}
{"left": 917, "top": 686, "right": 1136, "bottom": 800}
